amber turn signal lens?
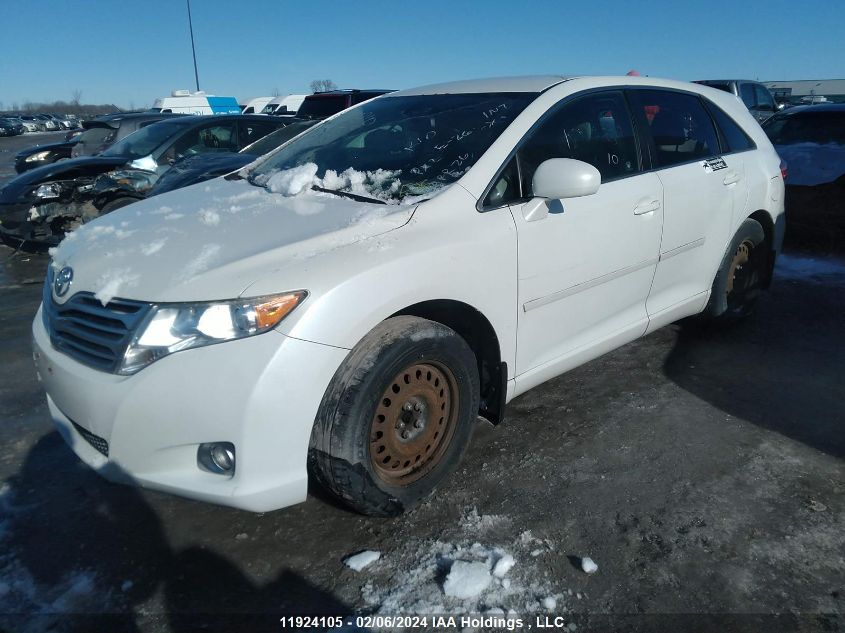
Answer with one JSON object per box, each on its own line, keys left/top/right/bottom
{"left": 253, "top": 292, "right": 306, "bottom": 329}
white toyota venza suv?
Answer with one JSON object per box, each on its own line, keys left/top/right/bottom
{"left": 34, "top": 76, "right": 785, "bottom": 516}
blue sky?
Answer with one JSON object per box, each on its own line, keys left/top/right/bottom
{"left": 2, "top": 0, "right": 842, "bottom": 109}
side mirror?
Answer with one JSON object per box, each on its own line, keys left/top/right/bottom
{"left": 522, "top": 159, "right": 601, "bottom": 222}
{"left": 533, "top": 158, "right": 601, "bottom": 199}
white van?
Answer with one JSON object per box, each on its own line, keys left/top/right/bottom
{"left": 151, "top": 90, "right": 241, "bottom": 115}
{"left": 240, "top": 96, "right": 274, "bottom": 114}
{"left": 260, "top": 94, "right": 307, "bottom": 116}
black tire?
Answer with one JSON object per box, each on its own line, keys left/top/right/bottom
{"left": 308, "top": 316, "right": 480, "bottom": 516}
{"left": 702, "top": 218, "right": 767, "bottom": 322}
{"left": 99, "top": 197, "right": 138, "bottom": 214}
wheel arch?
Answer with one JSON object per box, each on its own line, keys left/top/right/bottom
{"left": 391, "top": 299, "right": 507, "bottom": 425}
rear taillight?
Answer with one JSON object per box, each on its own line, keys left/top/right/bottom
{"left": 780, "top": 159, "right": 788, "bottom": 180}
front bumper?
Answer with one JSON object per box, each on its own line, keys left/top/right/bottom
{"left": 32, "top": 306, "right": 350, "bottom": 512}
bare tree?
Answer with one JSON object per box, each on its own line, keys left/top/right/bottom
{"left": 71, "top": 89, "right": 82, "bottom": 107}
{"left": 310, "top": 79, "right": 338, "bottom": 93}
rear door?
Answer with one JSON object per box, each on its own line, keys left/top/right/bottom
{"left": 627, "top": 89, "right": 744, "bottom": 319}
{"left": 499, "top": 90, "right": 663, "bottom": 375}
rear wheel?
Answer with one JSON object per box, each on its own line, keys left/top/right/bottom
{"left": 308, "top": 316, "right": 480, "bottom": 516}
{"left": 703, "top": 218, "right": 767, "bottom": 322}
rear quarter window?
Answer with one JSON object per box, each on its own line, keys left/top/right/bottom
{"left": 704, "top": 101, "right": 756, "bottom": 153}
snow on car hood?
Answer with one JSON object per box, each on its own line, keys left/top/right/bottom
{"left": 48, "top": 176, "right": 416, "bottom": 304}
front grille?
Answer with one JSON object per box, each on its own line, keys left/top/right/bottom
{"left": 42, "top": 280, "right": 151, "bottom": 373}
{"left": 70, "top": 419, "right": 109, "bottom": 457}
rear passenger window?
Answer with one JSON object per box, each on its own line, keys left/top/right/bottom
{"left": 517, "top": 91, "right": 640, "bottom": 193}
{"left": 704, "top": 101, "right": 755, "bottom": 153}
{"left": 629, "top": 90, "right": 720, "bottom": 168}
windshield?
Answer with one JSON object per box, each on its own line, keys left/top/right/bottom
{"left": 101, "top": 120, "right": 189, "bottom": 159}
{"left": 249, "top": 92, "right": 537, "bottom": 202}
{"left": 764, "top": 112, "right": 845, "bottom": 145}
{"left": 243, "top": 121, "right": 317, "bottom": 156}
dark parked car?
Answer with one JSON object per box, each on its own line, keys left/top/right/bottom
{"left": 148, "top": 90, "right": 391, "bottom": 197}
{"left": 695, "top": 79, "right": 780, "bottom": 123}
{"left": 763, "top": 104, "right": 845, "bottom": 249}
{"left": 291, "top": 89, "right": 393, "bottom": 120}
{"left": 0, "top": 118, "right": 25, "bottom": 136}
{"left": 150, "top": 120, "right": 317, "bottom": 196}
{"left": 0, "top": 115, "right": 287, "bottom": 250}
{"left": 71, "top": 112, "right": 188, "bottom": 158}
{"left": 14, "top": 113, "right": 185, "bottom": 174}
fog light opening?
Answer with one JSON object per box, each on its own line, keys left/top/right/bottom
{"left": 198, "top": 442, "right": 236, "bottom": 476}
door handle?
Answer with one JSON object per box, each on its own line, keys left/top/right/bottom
{"left": 723, "top": 171, "right": 742, "bottom": 186}
{"left": 633, "top": 199, "right": 660, "bottom": 215}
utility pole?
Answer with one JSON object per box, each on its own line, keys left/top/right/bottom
{"left": 186, "top": 0, "right": 200, "bottom": 92}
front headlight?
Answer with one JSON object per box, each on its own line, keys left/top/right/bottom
{"left": 119, "top": 291, "right": 307, "bottom": 375}
{"left": 34, "top": 183, "right": 62, "bottom": 199}
{"left": 26, "top": 150, "right": 52, "bottom": 163}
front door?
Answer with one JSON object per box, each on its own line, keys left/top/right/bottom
{"left": 496, "top": 91, "right": 664, "bottom": 379}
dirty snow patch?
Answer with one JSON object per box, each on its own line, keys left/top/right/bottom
{"left": 443, "top": 561, "right": 491, "bottom": 599}
{"left": 344, "top": 550, "right": 381, "bottom": 572}
{"left": 492, "top": 554, "right": 515, "bottom": 578}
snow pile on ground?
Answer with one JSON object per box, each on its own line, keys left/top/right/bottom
{"left": 776, "top": 254, "right": 845, "bottom": 283}
{"left": 358, "top": 539, "right": 567, "bottom": 616}
{"left": 580, "top": 557, "right": 598, "bottom": 574}
{"left": 345, "top": 550, "right": 381, "bottom": 572}
{"left": 442, "top": 561, "right": 492, "bottom": 599}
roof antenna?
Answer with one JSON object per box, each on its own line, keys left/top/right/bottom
{"left": 186, "top": 0, "right": 200, "bottom": 92}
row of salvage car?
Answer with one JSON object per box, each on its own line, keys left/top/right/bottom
{"left": 0, "top": 90, "right": 390, "bottom": 249}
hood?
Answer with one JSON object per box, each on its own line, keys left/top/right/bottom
{"left": 774, "top": 142, "right": 845, "bottom": 187}
{"left": 0, "top": 156, "right": 131, "bottom": 201}
{"left": 150, "top": 153, "right": 254, "bottom": 196}
{"left": 49, "top": 177, "right": 416, "bottom": 304}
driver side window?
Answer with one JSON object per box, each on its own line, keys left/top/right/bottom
{"left": 484, "top": 91, "right": 640, "bottom": 207}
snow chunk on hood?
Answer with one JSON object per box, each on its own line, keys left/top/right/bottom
{"left": 93, "top": 268, "right": 140, "bottom": 306}
{"left": 256, "top": 162, "right": 404, "bottom": 203}
{"left": 264, "top": 163, "right": 319, "bottom": 196}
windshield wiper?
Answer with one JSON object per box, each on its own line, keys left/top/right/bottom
{"left": 311, "top": 185, "right": 386, "bottom": 205}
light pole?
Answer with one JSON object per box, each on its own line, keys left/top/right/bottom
{"left": 186, "top": 0, "right": 200, "bottom": 92}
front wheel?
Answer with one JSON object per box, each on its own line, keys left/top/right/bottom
{"left": 308, "top": 316, "right": 480, "bottom": 516}
{"left": 702, "top": 218, "right": 767, "bottom": 322}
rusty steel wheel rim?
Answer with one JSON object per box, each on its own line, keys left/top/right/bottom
{"left": 369, "top": 362, "right": 460, "bottom": 486}
{"left": 726, "top": 239, "right": 752, "bottom": 295}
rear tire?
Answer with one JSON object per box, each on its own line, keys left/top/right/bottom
{"left": 308, "top": 316, "right": 480, "bottom": 516}
{"left": 702, "top": 218, "right": 767, "bottom": 322}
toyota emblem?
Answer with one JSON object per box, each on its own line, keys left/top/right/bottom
{"left": 54, "top": 266, "right": 73, "bottom": 298}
